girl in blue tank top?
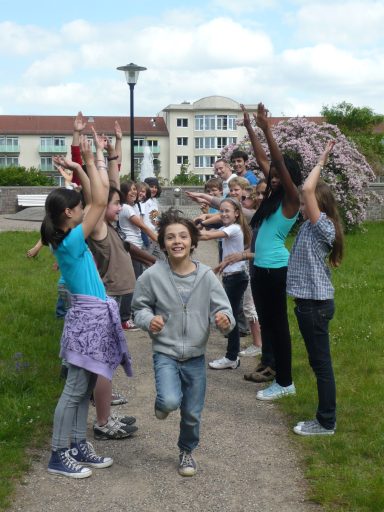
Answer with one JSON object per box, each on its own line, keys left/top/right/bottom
{"left": 239, "top": 103, "right": 303, "bottom": 401}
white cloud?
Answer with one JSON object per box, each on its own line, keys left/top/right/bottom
{"left": 23, "top": 52, "right": 76, "bottom": 84}
{"left": 295, "top": 1, "right": 384, "bottom": 46}
{"left": 0, "top": 21, "right": 60, "bottom": 56}
{"left": 61, "top": 19, "right": 98, "bottom": 44}
{"left": 211, "top": 0, "right": 276, "bottom": 13}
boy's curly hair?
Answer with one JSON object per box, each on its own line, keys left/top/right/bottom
{"left": 157, "top": 208, "right": 199, "bottom": 254}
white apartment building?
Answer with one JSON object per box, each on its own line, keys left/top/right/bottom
{"left": 162, "top": 95, "right": 259, "bottom": 180}
{"left": 0, "top": 96, "right": 322, "bottom": 183}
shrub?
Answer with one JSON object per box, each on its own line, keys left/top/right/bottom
{"left": 0, "top": 166, "right": 55, "bottom": 186}
{"left": 221, "top": 118, "right": 378, "bottom": 230}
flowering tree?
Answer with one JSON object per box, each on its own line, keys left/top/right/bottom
{"left": 220, "top": 117, "right": 377, "bottom": 230}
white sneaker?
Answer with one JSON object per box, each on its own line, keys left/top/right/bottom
{"left": 208, "top": 356, "right": 240, "bottom": 370}
{"left": 256, "top": 380, "right": 296, "bottom": 401}
{"left": 239, "top": 345, "right": 262, "bottom": 357}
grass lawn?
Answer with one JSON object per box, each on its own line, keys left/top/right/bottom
{"left": 0, "top": 231, "right": 63, "bottom": 510}
{"left": 283, "top": 221, "right": 384, "bottom": 511}
{"left": 0, "top": 223, "right": 383, "bottom": 511}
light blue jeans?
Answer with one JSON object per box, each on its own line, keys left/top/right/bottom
{"left": 153, "top": 352, "right": 206, "bottom": 453}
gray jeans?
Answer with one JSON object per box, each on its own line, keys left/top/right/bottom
{"left": 51, "top": 364, "right": 97, "bottom": 449}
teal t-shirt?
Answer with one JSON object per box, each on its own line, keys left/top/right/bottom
{"left": 54, "top": 224, "right": 106, "bottom": 300}
{"left": 254, "top": 204, "right": 298, "bottom": 268}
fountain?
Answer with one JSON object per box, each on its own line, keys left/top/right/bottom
{"left": 139, "top": 142, "right": 155, "bottom": 182}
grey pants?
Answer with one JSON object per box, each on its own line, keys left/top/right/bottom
{"left": 51, "top": 364, "right": 97, "bottom": 450}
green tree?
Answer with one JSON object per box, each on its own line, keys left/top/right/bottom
{"left": 321, "top": 102, "right": 384, "bottom": 174}
{"left": 0, "top": 166, "right": 55, "bottom": 186}
{"left": 171, "top": 162, "right": 202, "bottom": 185}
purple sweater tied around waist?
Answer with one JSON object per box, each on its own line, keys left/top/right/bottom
{"left": 60, "top": 294, "right": 133, "bottom": 380}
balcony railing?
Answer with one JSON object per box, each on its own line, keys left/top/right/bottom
{"left": 134, "top": 146, "right": 160, "bottom": 155}
{"left": 39, "top": 145, "right": 68, "bottom": 154}
{"left": 0, "top": 144, "right": 20, "bottom": 153}
{"left": 40, "top": 164, "right": 55, "bottom": 172}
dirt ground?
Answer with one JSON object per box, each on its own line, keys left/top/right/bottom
{"left": 2, "top": 214, "right": 322, "bottom": 512}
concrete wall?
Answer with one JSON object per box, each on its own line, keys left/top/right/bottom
{"left": 1, "top": 184, "right": 383, "bottom": 221}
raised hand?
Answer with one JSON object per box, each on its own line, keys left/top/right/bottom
{"left": 319, "top": 140, "right": 336, "bottom": 166}
{"left": 73, "top": 111, "right": 87, "bottom": 133}
{"left": 114, "top": 121, "right": 122, "bottom": 141}
{"left": 79, "top": 135, "right": 94, "bottom": 163}
{"left": 255, "top": 102, "right": 269, "bottom": 132}
{"left": 91, "top": 126, "right": 107, "bottom": 152}
{"left": 53, "top": 155, "right": 79, "bottom": 172}
{"left": 240, "top": 104, "right": 251, "bottom": 128}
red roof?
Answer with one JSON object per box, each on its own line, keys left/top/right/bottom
{"left": 0, "top": 115, "right": 168, "bottom": 136}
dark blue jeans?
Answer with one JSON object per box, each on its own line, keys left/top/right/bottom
{"left": 294, "top": 299, "right": 336, "bottom": 429}
{"left": 222, "top": 271, "right": 249, "bottom": 361}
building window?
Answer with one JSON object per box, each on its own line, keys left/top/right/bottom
{"left": 177, "top": 156, "right": 189, "bottom": 165}
{"left": 194, "top": 115, "right": 237, "bottom": 131}
{"left": 194, "top": 156, "right": 216, "bottom": 168}
{"left": 40, "top": 136, "right": 67, "bottom": 153}
{"left": 195, "top": 137, "right": 217, "bottom": 149}
{"left": 0, "top": 136, "right": 19, "bottom": 151}
{"left": 0, "top": 156, "right": 18, "bottom": 167}
{"left": 40, "top": 156, "right": 54, "bottom": 171}
{"left": 217, "top": 136, "right": 237, "bottom": 148}
{"left": 177, "top": 137, "right": 188, "bottom": 146}
{"left": 177, "top": 118, "right": 188, "bottom": 127}
{"left": 134, "top": 138, "right": 159, "bottom": 149}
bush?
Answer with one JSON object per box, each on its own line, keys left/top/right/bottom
{"left": 171, "top": 163, "right": 203, "bottom": 186}
{"left": 221, "top": 118, "right": 378, "bottom": 230}
{"left": 0, "top": 166, "right": 55, "bottom": 186}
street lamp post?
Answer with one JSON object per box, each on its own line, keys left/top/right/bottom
{"left": 117, "top": 63, "right": 147, "bottom": 181}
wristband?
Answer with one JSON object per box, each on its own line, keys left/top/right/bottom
{"left": 107, "top": 155, "right": 119, "bottom": 161}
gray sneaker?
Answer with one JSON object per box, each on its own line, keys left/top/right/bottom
{"left": 293, "top": 419, "right": 335, "bottom": 436}
{"left": 178, "top": 451, "right": 197, "bottom": 477}
{"left": 93, "top": 416, "right": 138, "bottom": 440}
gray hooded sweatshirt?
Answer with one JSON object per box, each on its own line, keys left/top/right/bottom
{"left": 132, "top": 260, "right": 235, "bottom": 360}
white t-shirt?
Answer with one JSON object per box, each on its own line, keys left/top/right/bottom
{"left": 142, "top": 198, "right": 160, "bottom": 231}
{"left": 221, "top": 224, "right": 246, "bottom": 274}
{"left": 118, "top": 203, "right": 143, "bottom": 248}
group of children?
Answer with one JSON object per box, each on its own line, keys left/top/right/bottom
{"left": 37, "top": 103, "right": 343, "bottom": 480}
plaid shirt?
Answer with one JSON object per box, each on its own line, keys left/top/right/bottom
{"left": 287, "top": 213, "right": 335, "bottom": 300}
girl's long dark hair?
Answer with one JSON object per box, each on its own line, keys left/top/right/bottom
{"left": 120, "top": 181, "right": 136, "bottom": 205}
{"left": 251, "top": 155, "right": 302, "bottom": 229}
{"left": 41, "top": 188, "right": 81, "bottom": 249}
{"left": 315, "top": 181, "right": 344, "bottom": 267}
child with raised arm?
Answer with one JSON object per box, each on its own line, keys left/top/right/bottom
{"left": 41, "top": 130, "right": 132, "bottom": 479}
{"left": 132, "top": 209, "right": 234, "bottom": 477}
{"left": 287, "top": 141, "right": 343, "bottom": 436}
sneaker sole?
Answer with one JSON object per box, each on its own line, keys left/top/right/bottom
{"left": 256, "top": 391, "right": 296, "bottom": 401}
{"left": 110, "top": 399, "right": 128, "bottom": 406}
{"left": 208, "top": 361, "right": 240, "bottom": 370}
{"left": 79, "top": 459, "right": 114, "bottom": 468}
{"left": 178, "top": 468, "right": 197, "bottom": 477}
{"left": 293, "top": 426, "right": 335, "bottom": 436}
{"left": 47, "top": 467, "right": 92, "bottom": 478}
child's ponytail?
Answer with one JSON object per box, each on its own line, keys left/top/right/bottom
{"left": 41, "top": 188, "right": 81, "bottom": 249}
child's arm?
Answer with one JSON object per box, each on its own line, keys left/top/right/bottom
{"left": 213, "top": 251, "right": 253, "bottom": 274}
{"left": 114, "top": 120, "right": 122, "bottom": 167}
{"left": 26, "top": 238, "right": 43, "bottom": 258}
{"left": 127, "top": 242, "right": 156, "bottom": 267}
{"left": 302, "top": 140, "right": 335, "bottom": 224}
{"left": 241, "top": 104, "right": 270, "bottom": 177}
{"left": 71, "top": 111, "right": 87, "bottom": 185}
{"left": 185, "top": 191, "right": 220, "bottom": 209}
{"left": 207, "top": 273, "right": 235, "bottom": 334}
{"left": 107, "top": 124, "right": 121, "bottom": 189}
{"left": 53, "top": 156, "right": 91, "bottom": 206}
{"left": 256, "top": 103, "right": 300, "bottom": 217}
{"left": 198, "top": 228, "right": 227, "bottom": 241}
{"left": 80, "top": 130, "right": 109, "bottom": 239}
{"left": 128, "top": 213, "right": 158, "bottom": 242}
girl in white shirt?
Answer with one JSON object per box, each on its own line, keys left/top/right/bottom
{"left": 119, "top": 181, "right": 157, "bottom": 277}
{"left": 199, "top": 198, "right": 251, "bottom": 370}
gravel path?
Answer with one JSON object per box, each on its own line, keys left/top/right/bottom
{"left": 2, "top": 213, "right": 321, "bottom": 512}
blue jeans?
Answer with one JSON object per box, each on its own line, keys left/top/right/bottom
{"left": 153, "top": 352, "right": 206, "bottom": 452}
{"left": 222, "top": 271, "right": 249, "bottom": 360}
{"left": 294, "top": 299, "right": 336, "bottom": 429}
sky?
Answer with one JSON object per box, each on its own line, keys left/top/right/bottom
{"left": 1, "top": 0, "right": 383, "bottom": 118}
